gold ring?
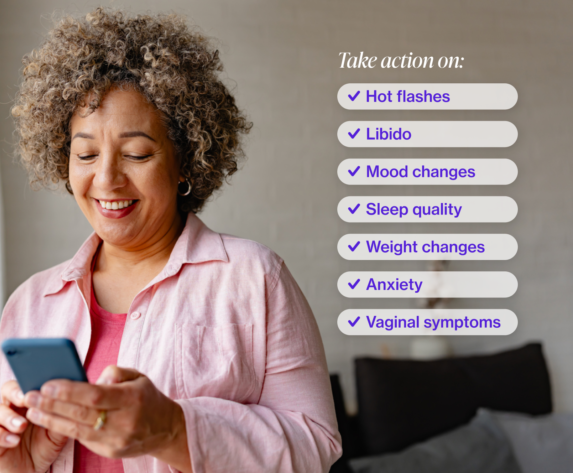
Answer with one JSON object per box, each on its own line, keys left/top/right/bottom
{"left": 93, "top": 410, "right": 107, "bottom": 431}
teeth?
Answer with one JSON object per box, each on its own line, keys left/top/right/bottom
{"left": 99, "top": 200, "right": 134, "bottom": 210}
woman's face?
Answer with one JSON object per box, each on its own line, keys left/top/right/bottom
{"left": 69, "top": 88, "right": 182, "bottom": 249}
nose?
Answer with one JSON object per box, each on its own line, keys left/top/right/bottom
{"left": 92, "top": 149, "right": 128, "bottom": 192}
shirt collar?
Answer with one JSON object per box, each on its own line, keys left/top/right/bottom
{"left": 43, "top": 213, "right": 228, "bottom": 297}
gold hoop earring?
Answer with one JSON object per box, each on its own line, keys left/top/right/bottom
{"left": 178, "top": 179, "right": 192, "bottom": 196}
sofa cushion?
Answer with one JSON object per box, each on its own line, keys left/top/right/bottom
{"left": 492, "top": 410, "right": 573, "bottom": 473}
{"left": 354, "top": 342, "right": 552, "bottom": 454}
{"left": 349, "top": 409, "right": 522, "bottom": 473}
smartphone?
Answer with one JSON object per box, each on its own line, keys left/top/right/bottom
{"left": 1, "top": 338, "right": 87, "bottom": 393}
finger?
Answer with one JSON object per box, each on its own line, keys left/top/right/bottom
{"left": 26, "top": 408, "right": 96, "bottom": 443}
{"left": 96, "top": 366, "right": 141, "bottom": 385}
{"left": 1, "top": 381, "right": 25, "bottom": 408}
{"left": 0, "top": 426, "right": 21, "bottom": 448}
{"left": 0, "top": 404, "right": 27, "bottom": 434}
{"left": 24, "top": 392, "right": 99, "bottom": 427}
{"left": 40, "top": 379, "right": 134, "bottom": 410}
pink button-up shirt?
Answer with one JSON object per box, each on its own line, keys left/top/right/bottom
{"left": 0, "top": 213, "right": 342, "bottom": 473}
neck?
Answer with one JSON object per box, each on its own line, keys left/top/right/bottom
{"left": 96, "top": 212, "right": 186, "bottom": 273}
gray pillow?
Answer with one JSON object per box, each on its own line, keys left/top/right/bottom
{"left": 349, "top": 409, "right": 522, "bottom": 473}
{"left": 491, "top": 410, "right": 573, "bottom": 473}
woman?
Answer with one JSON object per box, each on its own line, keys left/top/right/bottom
{"left": 0, "top": 8, "right": 342, "bottom": 473}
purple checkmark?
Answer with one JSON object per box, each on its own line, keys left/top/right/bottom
{"left": 348, "top": 166, "right": 360, "bottom": 177}
{"left": 348, "top": 241, "right": 360, "bottom": 252}
{"left": 348, "top": 279, "right": 360, "bottom": 290}
{"left": 348, "top": 91, "right": 360, "bottom": 101}
{"left": 348, "top": 317, "right": 360, "bottom": 327}
{"left": 348, "top": 204, "right": 360, "bottom": 214}
{"left": 348, "top": 128, "right": 360, "bottom": 139}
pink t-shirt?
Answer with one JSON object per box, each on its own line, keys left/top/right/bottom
{"left": 73, "top": 282, "right": 127, "bottom": 473}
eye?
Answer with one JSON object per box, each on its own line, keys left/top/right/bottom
{"left": 125, "top": 154, "right": 152, "bottom": 160}
{"left": 77, "top": 154, "right": 98, "bottom": 160}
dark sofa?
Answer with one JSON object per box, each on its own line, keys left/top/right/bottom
{"left": 329, "top": 342, "right": 553, "bottom": 473}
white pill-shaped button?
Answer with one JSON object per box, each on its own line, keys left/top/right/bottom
{"left": 130, "top": 312, "right": 141, "bottom": 320}
{"left": 337, "top": 121, "right": 518, "bottom": 148}
{"left": 337, "top": 159, "right": 518, "bottom": 185}
{"left": 337, "top": 234, "right": 518, "bottom": 261}
{"left": 337, "top": 84, "right": 518, "bottom": 110}
{"left": 338, "top": 309, "right": 518, "bottom": 336}
{"left": 338, "top": 196, "right": 517, "bottom": 223}
{"left": 338, "top": 271, "right": 518, "bottom": 298}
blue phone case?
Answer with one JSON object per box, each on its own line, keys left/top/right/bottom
{"left": 1, "top": 338, "right": 87, "bottom": 393}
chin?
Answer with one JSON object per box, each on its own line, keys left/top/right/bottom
{"left": 94, "top": 219, "right": 140, "bottom": 246}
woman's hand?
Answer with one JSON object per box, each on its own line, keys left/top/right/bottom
{"left": 0, "top": 380, "right": 68, "bottom": 473}
{"left": 23, "top": 366, "right": 192, "bottom": 473}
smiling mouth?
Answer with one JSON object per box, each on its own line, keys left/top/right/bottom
{"left": 97, "top": 199, "right": 137, "bottom": 210}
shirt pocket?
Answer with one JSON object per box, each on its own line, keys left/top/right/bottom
{"left": 175, "top": 323, "right": 257, "bottom": 403}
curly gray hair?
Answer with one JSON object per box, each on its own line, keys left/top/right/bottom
{"left": 11, "top": 7, "right": 252, "bottom": 213}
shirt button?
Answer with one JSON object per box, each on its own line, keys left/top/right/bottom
{"left": 130, "top": 311, "right": 141, "bottom": 320}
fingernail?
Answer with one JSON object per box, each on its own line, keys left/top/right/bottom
{"left": 14, "top": 389, "right": 24, "bottom": 401}
{"left": 5, "top": 434, "right": 19, "bottom": 445}
{"left": 41, "top": 384, "right": 57, "bottom": 397}
{"left": 10, "top": 416, "right": 25, "bottom": 428}
{"left": 27, "top": 392, "right": 41, "bottom": 408}
{"left": 27, "top": 409, "right": 41, "bottom": 423}
{"left": 97, "top": 377, "right": 113, "bottom": 385}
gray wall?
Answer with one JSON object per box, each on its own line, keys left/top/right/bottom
{"left": 1, "top": 0, "right": 572, "bottom": 412}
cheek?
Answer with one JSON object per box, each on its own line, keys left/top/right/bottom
{"left": 68, "top": 161, "right": 91, "bottom": 197}
{"left": 133, "top": 163, "right": 179, "bottom": 203}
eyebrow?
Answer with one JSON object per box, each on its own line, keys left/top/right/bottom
{"left": 71, "top": 132, "right": 94, "bottom": 141}
{"left": 71, "top": 131, "right": 156, "bottom": 142}
{"left": 118, "top": 131, "right": 156, "bottom": 142}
